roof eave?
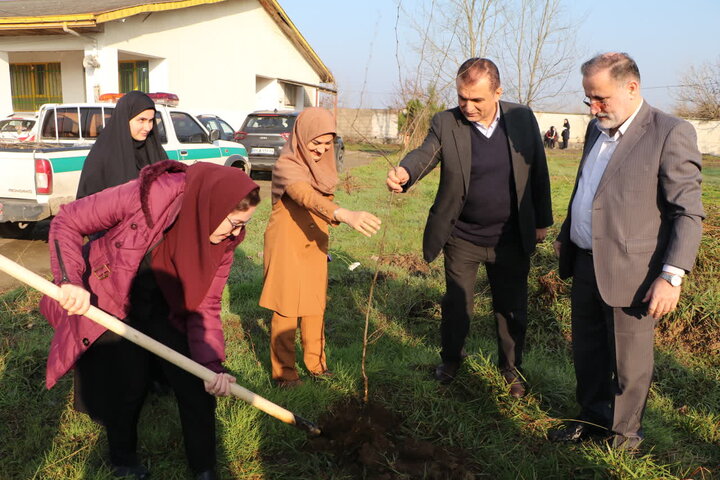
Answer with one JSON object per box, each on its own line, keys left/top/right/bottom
{"left": 0, "top": 0, "right": 335, "bottom": 84}
{"left": 256, "top": 0, "right": 334, "bottom": 84}
{"left": 0, "top": 0, "right": 227, "bottom": 32}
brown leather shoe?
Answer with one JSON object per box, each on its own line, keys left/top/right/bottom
{"left": 434, "top": 362, "right": 460, "bottom": 384}
{"left": 502, "top": 369, "right": 526, "bottom": 398}
{"left": 275, "top": 379, "right": 303, "bottom": 389}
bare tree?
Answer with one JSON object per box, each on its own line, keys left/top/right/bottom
{"left": 399, "top": 0, "right": 502, "bottom": 105}
{"left": 674, "top": 58, "right": 720, "bottom": 120}
{"left": 399, "top": 0, "right": 582, "bottom": 109}
{"left": 496, "top": 0, "right": 580, "bottom": 108}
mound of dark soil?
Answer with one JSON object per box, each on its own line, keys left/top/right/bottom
{"left": 307, "top": 399, "right": 479, "bottom": 479}
{"left": 377, "top": 253, "right": 430, "bottom": 277}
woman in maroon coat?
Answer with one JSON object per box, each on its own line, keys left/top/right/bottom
{"left": 40, "top": 160, "right": 259, "bottom": 480}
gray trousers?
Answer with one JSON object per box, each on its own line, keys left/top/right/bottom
{"left": 571, "top": 250, "right": 656, "bottom": 442}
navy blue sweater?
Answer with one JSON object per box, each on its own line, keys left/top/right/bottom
{"left": 453, "top": 119, "right": 518, "bottom": 247}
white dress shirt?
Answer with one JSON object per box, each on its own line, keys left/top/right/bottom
{"left": 472, "top": 104, "right": 501, "bottom": 138}
{"left": 570, "top": 100, "right": 684, "bottom": 276}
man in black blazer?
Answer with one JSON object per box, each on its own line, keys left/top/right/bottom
{"left": 386, "top": 58, "right": 553, "bottom": 397}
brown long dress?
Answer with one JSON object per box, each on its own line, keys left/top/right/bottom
{"left": 258, "top": 107, "right": 339, "bottom": 382}
{"left": 259, "top": 182, "right": 338, "bottom": 317}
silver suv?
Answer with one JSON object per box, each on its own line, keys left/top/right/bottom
{"left": 234, "top": 110, "right": 344, "bottom": 173}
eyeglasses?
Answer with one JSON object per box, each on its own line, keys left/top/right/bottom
{"left": 226, "top": 216, "right": 251, "bottom": 231}
{"left": 583, "top": 96, "right": 610, "bottom": 108}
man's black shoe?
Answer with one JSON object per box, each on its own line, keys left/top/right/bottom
{"left": 195, "top": 470, "right": 218, "bottom": 480}
{"left": 548, "top": 421, "right": 608, "bottom": 443}
{"left": 112, "top": 464, "right": 149, "bottom": 480}
{"left": 434, "top": 362, "right": 460, "bottom": 384}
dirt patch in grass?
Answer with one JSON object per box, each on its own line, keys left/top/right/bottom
{"left": 329, "top": 269, "right": 396, "bottom": 287}
{"left": 376, "top": 253, "right": 430, "bottom": 277}
{"left": 656, "top": 203, "right": 719, "bottom": 360}
{"left": 307, "top": 399, "right": 478, "bottom": 479}
{"left": 656, "top": 309, "right": 720, "bottom": 360}
{"left": 535, "top": 270, "right": 569, "bottom": 306}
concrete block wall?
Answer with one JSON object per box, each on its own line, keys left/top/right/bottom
{"left": 336, "top": 108, "right": 399, "bottom": 143}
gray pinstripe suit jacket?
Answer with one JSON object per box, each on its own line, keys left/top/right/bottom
{"left": 557, "top": 102, "right": 705, "bottom": 307}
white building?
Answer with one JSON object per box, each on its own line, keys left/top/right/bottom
{"left": 0, "top": 0, "right": 335, "bottom": 128}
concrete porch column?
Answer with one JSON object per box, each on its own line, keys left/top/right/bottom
{"left": 0, "top": 52, "right": 14, "bottom": 115}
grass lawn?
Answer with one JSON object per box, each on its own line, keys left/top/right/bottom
{"left": 1, "top": 147, "right": 718, "bottom": 479}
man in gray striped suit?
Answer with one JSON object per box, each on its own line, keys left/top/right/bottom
{"left": 551, "top": 52, "right": 704, "bottom": 450}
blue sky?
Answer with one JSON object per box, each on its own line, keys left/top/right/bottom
{"left": 279, "top": 0, "right": 719, "bottom": 113}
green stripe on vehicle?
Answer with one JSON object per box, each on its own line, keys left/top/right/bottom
{"left": 50, "top": 156, "right": 86, "bottom": 173}
{"left": 51, "top": 147, "right": 181, "bottom": 172}
{"left": 179, "top": 148, "right": 221, "bottom": 160}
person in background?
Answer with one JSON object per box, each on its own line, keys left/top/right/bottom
{"left": 386, "top": 58, "right": 553, "bottom": 398}
{"left": 259, "top": 107, "right": 381, "bottom": 388}
{"left": 560, "top": 118, "right": 570, "bottom": 149}
{"left": 544, "top": 126, "right": 558, "bottom": 148}
{"left": 77, "top": 90, "right": 167, "bottom": 199}
{"left": 41, "top": 161, "right": 259, "bottom": 480}
{"left": 551, "top": 52, "right": 704, "bottom": 450}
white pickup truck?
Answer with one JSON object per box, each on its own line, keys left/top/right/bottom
{"left": 0, "top": 102, "right": 250, "bottom": 235}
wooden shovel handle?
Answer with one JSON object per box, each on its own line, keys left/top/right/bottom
{"left": 0, "top": 254, "right": 319, "bottom": 434}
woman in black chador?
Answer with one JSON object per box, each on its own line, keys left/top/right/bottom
{"left": 560, "top": 118, "right": 570, "bottom": 149}
{"left": 77, "top": 91, "right": 168, "bottom": 198}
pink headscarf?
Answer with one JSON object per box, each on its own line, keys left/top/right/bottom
{"left": 270, "top": 107, "right": 338, "bottom": 203}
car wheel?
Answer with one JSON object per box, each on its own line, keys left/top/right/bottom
{"left": 231, "top": 160, "right": 251, "bottom": 175}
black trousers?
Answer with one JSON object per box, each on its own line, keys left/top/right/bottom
{"left": 570, "top": 250, "right": 655, "bottom": 441}
{"left": 74, "top": 296, "right": 217, "bottom": 473}
{"left": 440, "top": 234, "right": 530, "bottom": 371}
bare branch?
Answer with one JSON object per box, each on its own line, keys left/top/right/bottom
{"left": 673, "top": 58, "right": 720, "bottom": 120}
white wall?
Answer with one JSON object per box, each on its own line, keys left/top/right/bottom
{"left": 688, "top": 119, "right": 720, "bottom": 156}
{"left": 337, "top": 108, "right": 399, "bottom": 142}
{"left": 92, "top": 48, "right": 118, "bottom": 96}
{"left": 535, "top": 111, "right": 720, "bottom": 155}
{"left": 0, "top": 52, "right": 12, "bottom": 115}
{"left": 534, "top": 111, "right": 590, "bottom": 148}
{"left": 148, "top": 58, "right": 169, "bottom": 93}
{"left": 98, "top": 0, "right": 322, "bottom": 127}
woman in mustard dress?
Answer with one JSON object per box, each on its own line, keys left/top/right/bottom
{"left": 259, "top": 108, "right": 381, "bottom": 387}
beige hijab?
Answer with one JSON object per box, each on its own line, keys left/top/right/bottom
{"left": 271, "top": 107, "right": 338, "bottom": 204}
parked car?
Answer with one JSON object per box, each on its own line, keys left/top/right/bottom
{"left": 195, "top": 114, "right": 236, "bottom": 141}
{"left": 0, "top": 114, "right": 37, "bottom": 142}
{"left": 234, "top": 110, "right": 344, "bottom": 173}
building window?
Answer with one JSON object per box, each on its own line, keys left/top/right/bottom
{"left": 119, "top": 60, "right": 149, "bottom": 93}
{"left": 10, "top": 63, "right": 63, "bottom": 112}
{"left": 281, "top": 82, "right": 296, "bottom": 107}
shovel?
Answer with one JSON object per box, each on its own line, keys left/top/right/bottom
{"left": 0, "top": 253, "right": 321, "bottom": 436}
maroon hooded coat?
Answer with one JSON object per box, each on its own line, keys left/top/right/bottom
{"left": 41, "top": 161, "right": 255, "bottom": 388}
